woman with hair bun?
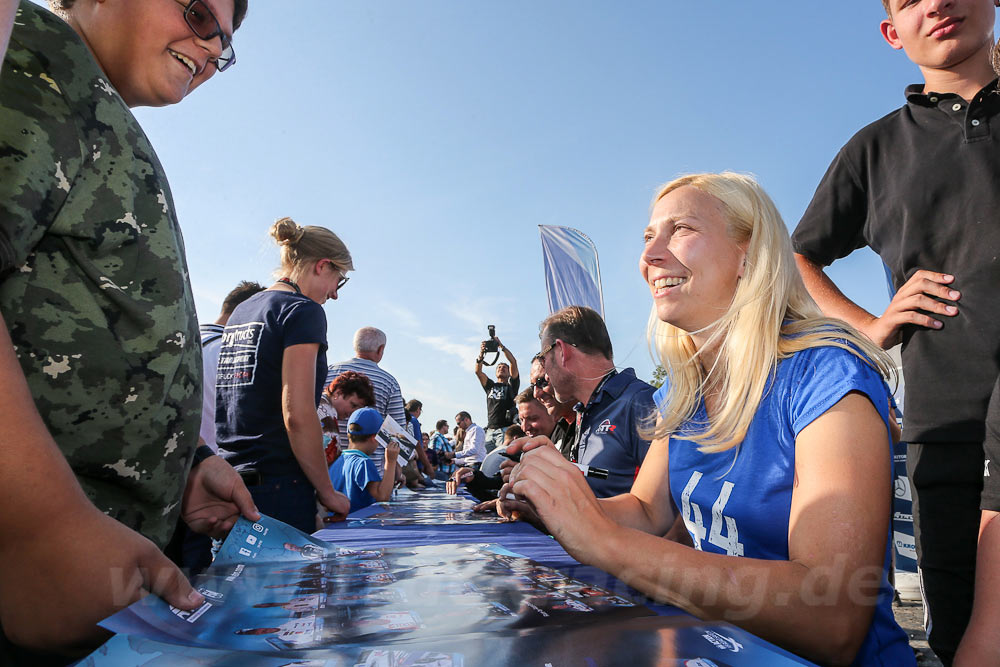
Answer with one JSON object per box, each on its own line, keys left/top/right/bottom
{"left": 216, "top": 217, "right": 353, "bottom": 531}
{"left": 501, "top": 173, "right": 913, "bottom": 665}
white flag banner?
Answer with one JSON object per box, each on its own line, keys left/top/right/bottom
{"left": 538, "top": 225, "right": 604, "bottom": 318}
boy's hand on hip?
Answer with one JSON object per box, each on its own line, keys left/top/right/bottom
{"left": 862, "top": 269, "right": 959, "bottom": 348}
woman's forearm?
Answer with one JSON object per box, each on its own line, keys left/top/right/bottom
{"left": 597, "top": 493, "right": 668, "bottom": 534}
{"left": 286, "top": 409, "right": 335, "bottom": 495}
{"left": 590, "top": 523, "right": 876, "bottom": 666}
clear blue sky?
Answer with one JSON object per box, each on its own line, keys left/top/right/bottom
{"left": 121, "top": 2, "right": 981, "bottom": 429}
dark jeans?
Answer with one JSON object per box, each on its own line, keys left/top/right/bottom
{"left": 907, "top": 442, "right": 984, "bottom": 666}
{"left": 246, "top": 471, "right": 318, "bottom": 535}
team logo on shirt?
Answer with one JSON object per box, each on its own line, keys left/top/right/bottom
{"left": 217, "top": 321, "right": 264, "bottom": 387}
{"left": 595, "top": 419, "right": 616, "bottom": 434}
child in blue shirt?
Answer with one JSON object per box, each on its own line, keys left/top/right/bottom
{"left": 329, "top": 407, "right": 399, "bottom": 513}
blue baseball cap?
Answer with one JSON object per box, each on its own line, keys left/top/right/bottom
{"left": 348, "top": 407, "right": 383, "bottom": 436}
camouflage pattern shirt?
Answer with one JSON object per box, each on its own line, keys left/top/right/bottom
{"left": 0, "top": 2, "right": 202, "bottom": 549}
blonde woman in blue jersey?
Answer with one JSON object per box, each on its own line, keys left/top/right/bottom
{"left": 501, "top": 173, "right": 913, "bottom": 666}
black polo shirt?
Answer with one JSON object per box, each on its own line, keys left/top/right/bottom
{"left": 793, "top": 80, "right": 1000, "bottom": 444}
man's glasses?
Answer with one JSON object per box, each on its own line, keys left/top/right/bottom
{"left": 176, "top": 0, "right": 236, "bottom": 72}
{"left": 531, "top": 376, "right": 549, "bottom": 391}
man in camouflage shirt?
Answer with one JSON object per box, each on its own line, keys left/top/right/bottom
{"left": 0, "top": 0, "right": 255, "bottom": 659}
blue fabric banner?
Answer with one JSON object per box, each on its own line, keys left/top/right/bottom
{"left": 539, "top": 225, "right": 604, "bottom": 318}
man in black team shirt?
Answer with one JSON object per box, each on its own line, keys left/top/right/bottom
{"left": 474, "top": 337, "right": 519, "bottom": 453}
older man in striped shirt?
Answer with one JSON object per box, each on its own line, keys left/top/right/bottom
{"left": 327, "top": 327, "right": 406, "bottom": 475}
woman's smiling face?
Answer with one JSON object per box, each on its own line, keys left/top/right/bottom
{"left": 639, "top": 185, "right": 746, "bottom": 337}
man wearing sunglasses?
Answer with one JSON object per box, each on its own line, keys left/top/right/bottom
{"left": 528, "top": 355, "right": 577, "bottom": 460}
{"left": 0, "top": 0, "right": 251, "bottom": 660}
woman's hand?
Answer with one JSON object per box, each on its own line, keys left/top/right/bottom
{"left": 499, "top": 439, "right": 612, "bottom": 558}
{"left": 318, "top": 488, "right": 350, "bottom": 518}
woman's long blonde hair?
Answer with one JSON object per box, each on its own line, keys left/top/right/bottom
{"left": 646, "top": 172, "right": 894, "bottom": 453}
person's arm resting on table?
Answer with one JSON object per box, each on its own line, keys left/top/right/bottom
{"left": 502, "top": 393, "right": 891, "bottom": 666}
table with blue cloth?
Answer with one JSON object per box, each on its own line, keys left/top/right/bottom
{"left": 314, "top": 486, "right": 817, "bottom": 666}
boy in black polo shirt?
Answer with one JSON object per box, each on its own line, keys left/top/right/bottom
{"left": 791, "top": 1, "right": 1000, "bottom": 663}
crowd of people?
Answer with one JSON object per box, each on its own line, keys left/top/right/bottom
{"left": 1, "top": 0, "right": 1000, "bottom": 665}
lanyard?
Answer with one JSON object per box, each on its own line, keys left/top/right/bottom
{"left": 570, "top": 369, "right": 617, "bottom": 463}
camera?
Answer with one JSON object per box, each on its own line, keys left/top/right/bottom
{"left": 483, "top": 325, "right": 498, "bottom": 353}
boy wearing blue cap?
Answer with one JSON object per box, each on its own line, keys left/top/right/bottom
{"left": 329, "top": 407, "right": 400, "bottom": 513}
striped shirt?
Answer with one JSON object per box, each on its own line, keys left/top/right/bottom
{"left": 327, "top": 357, "right": 405, "bottom": 475}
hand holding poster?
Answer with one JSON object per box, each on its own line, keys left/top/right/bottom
{"left": 377, "top": 415, "right": 417, "bottom": 464}
{"left": 100, "top": 515, "right": 651, "bottom": 654}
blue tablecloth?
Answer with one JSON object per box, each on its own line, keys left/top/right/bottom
{"left": 315, "top": 490, "right": 687, "bottom": 616}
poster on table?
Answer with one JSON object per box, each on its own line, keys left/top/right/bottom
{"left": 82, "top": 616, "right": 816, "bottom": 666}
{"left": 100, "top": 516, "right": 651, "bottom": 653}
{"left": 345, "top": 491, "right": 503, "bottom": 527}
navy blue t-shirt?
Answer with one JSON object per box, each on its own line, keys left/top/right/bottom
{"left": 216, "top": 290, "right": 328, "bottom": 475}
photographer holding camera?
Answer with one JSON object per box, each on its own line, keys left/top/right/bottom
{"left": 474, "top": 326, "right": 520, "bottom": 453}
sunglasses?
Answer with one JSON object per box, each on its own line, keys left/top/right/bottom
{"left": 531, "top": 376, "right": 550, "bottom": 391}
{"left": 175, "top": 0, "right": 236, "bottom": 72}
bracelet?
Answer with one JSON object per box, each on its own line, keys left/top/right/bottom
{"left": 192, "top": 444, "right": 215, "bottom": 467}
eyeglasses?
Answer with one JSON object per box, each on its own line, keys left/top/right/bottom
{"left": 322, "top": 260, "right": 350, "bottom": 290}
{"left": 531, "top": 376, "right": 549, "bottom": 391}
{"left": 175, "top": 0, "right": 236, "bottom": 72}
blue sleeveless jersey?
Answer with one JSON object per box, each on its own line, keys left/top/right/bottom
{"left": 654, "top": 345, "right": 913, "bottom": 666}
